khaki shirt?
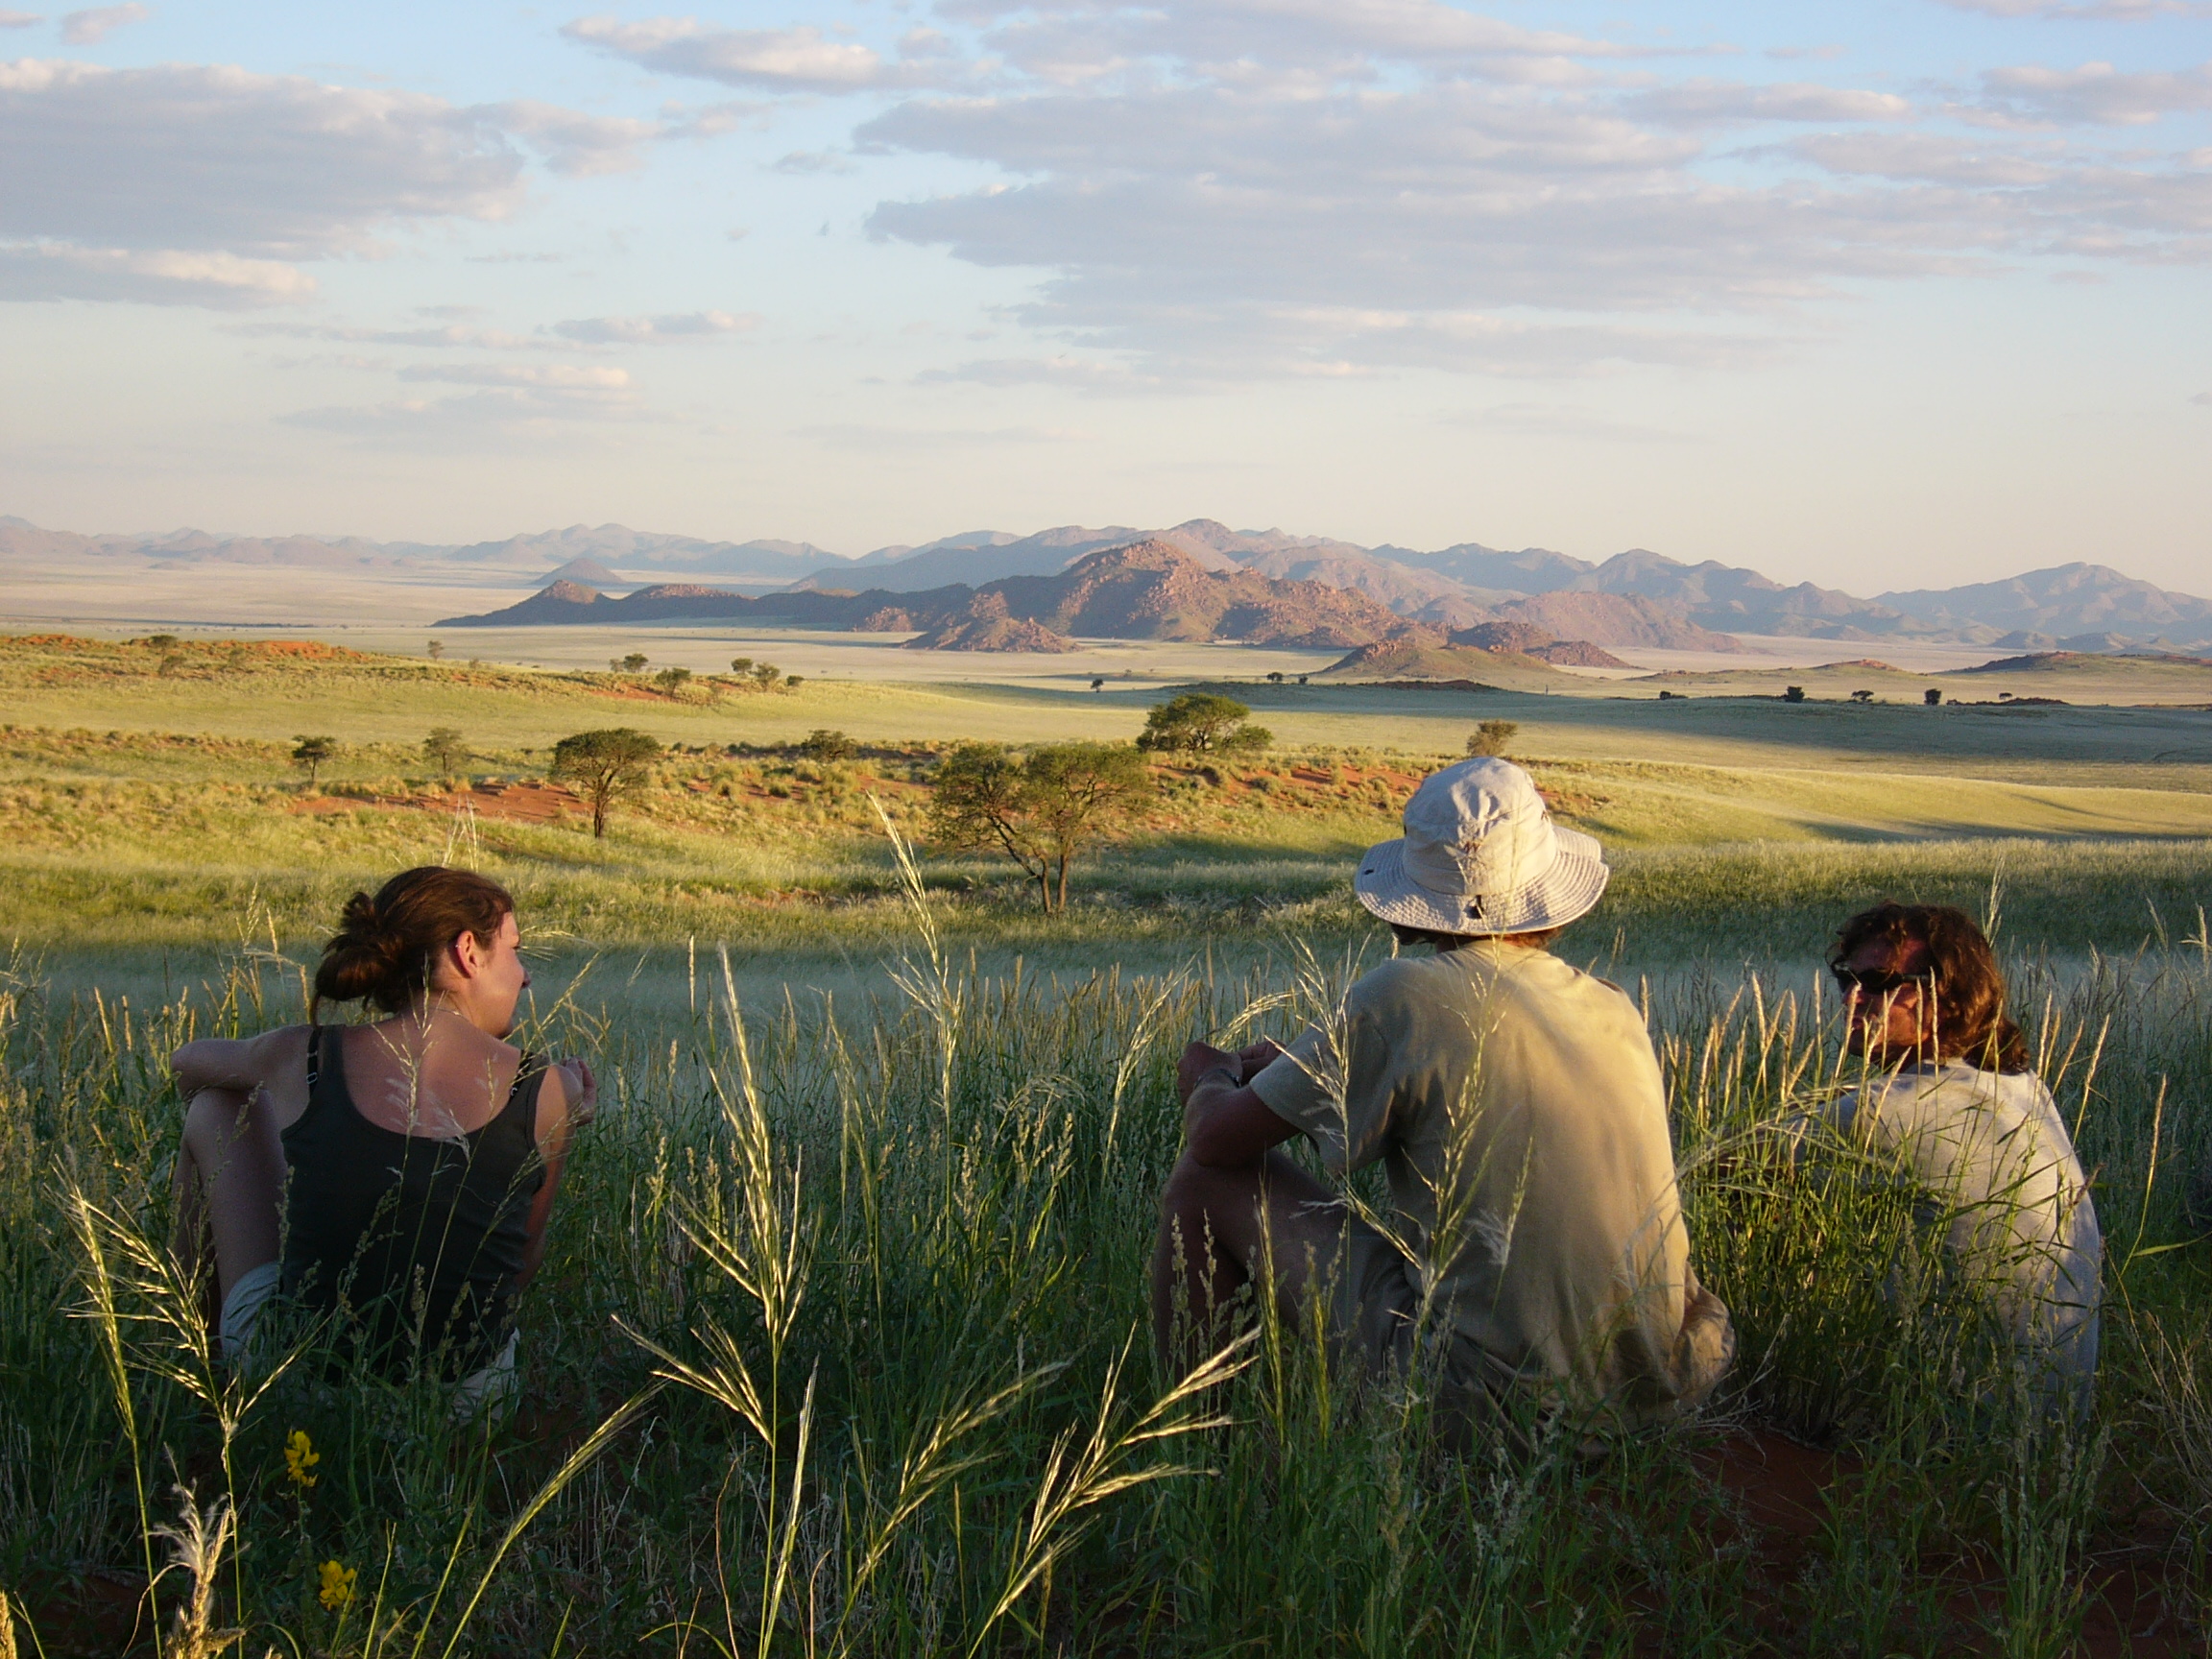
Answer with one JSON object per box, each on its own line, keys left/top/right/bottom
{"left": 1250, "top": 942, "right": 1733, "bottom": 1426}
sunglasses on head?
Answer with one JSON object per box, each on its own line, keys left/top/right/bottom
{"left": 1830, "top": 964, "right": 1923, "bottom": 999}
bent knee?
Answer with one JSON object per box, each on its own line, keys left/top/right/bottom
{"left": 1159, "top": 1150, "right": 1265, "bottom": 1223}
{"left": 182, "top": 1086, "right": 260, "bottom": 1158}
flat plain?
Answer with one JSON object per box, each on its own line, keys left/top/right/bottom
{"left": 2, "top": 628, "right": 2209, "bottom": 1656}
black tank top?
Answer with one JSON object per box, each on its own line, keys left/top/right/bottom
{"left": 280, "top": 1025, "right": 546, "bottom": 1378}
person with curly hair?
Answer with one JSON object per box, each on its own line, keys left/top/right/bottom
{"left": 1824, "top": 902, "right": 2101, "bottom": 1407}
{"left": 169, "top": 866, "right": 595, "bottom": 1416}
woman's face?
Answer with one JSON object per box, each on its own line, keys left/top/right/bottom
{"left": 438, "top": 911, "right": 531, "bottom": 1037}
{"left": 1839, "top": 936, "right": 1929, "bottom": 1062}
{"left": 479, "top": 912, "right": 530, "bottom": 1035}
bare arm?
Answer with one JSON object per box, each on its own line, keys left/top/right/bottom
{"left": 515, "top": 1058, "right": 596, "bottom": 1290}
{"left": 171, "top": 1026, "right": 311, "bottom": 1110}
{"left": 1177, "top": 1040, "right": 1298, "bottom": 1168}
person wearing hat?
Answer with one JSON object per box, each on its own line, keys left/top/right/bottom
{"left": 1152, "top": 757, "right": 1733, "bottom": 1433}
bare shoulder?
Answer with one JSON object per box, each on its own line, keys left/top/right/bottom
{"left": 530, "top": 1055, "right": 589, "bottom": 1151}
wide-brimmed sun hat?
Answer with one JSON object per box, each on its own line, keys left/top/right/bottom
{"left": 1354, "top": 757, "right": 1609, "bottom": 936}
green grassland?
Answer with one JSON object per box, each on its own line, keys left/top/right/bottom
{"left": 3, "top": 631, "right": 2211, "bottom": 1656}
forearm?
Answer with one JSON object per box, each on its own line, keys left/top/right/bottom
{"left": 170, "top": 1039, "right": 260, "bottom": 1098}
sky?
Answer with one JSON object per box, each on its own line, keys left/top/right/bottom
{"left": 1, "top": 0, "right": 2208, "bottom": 591}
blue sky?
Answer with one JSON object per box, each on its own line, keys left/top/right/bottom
{"left": 2, "top": 0, "right": 2208, "bottom": 590}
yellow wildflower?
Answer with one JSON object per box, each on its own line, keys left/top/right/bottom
{"left": 318, "top": 1559, "right": 357, "bottom": 1612}
{"left": 283, "top": 1428, "right": 320, "bottom": 1488}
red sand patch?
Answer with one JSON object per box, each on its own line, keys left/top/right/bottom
{"left": 1687, "top": 1427, "right": 2202, "bottom": 1657}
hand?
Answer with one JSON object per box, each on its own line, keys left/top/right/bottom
{"left": 1233, "top": 1037, "right": 1286, "bottom": 1084}
{"left": 558, "top": 1058, "right": 598, "bottom": 1127}
{"left": 1176, "top": 1040, "right": 1240, "bottom": 1105}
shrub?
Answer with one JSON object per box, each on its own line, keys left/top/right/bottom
{"left": 798, "top": 729, "right": 857, "bottom": 762}
{"left": 1784, "top": 685, "right": 1806, "bottom": 703}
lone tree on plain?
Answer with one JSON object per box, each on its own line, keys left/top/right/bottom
{"left": 1136, "top": 692, "right": 1271, "bottom": 755}
{"left": 291, "top": 734, "right": 336, "bottom": 789}
{"left": 751, "top": 662, "right": 782, "bottom": 691}
{"left": 1924, "top": 687, "right": 1942, "bottom": 706}
{"left": 425, "top": 638, "right": 445, "bottom": 661}
{"left": 621, "top": 652, "right": 650, "bottom": 674}
{"left": 730, "top": 657, "right": 754, "bottom": 677}
{"left": 1784, "top": 685, "right": 1806, "bottom": 703}
{"left": 655, "top": 665, "right": 694, "bottom": 696}
{"left": 422, "top": 726, "right": 469, "bottom": 775}
{"left": 1465, "top": 720, "right": 1519, "bottom": 757}
{"left": 929, "top": 740, "right": 1153, "bottom": 912}
{"left": 552, "top": 727, "right": 663, "bottom": 838}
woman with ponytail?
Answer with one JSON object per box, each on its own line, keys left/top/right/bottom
{"left": 169, "top": 866, "right": 595, "bottom": 1414}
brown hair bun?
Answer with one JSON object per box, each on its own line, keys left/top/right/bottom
{"left": 312, "top": 867, "right": 515, "bottom": 1019}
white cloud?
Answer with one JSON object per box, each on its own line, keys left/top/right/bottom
{"left": 916, "top": 353, "right": 1162, "bottom": 391}
{"left": 816, "top": 4, "right": 2212, "bottom": 381}
{"left": 0, "top": 12, "right": 43, "bottom": 28}
{"left": 0, "top": 58, "right": 680, "bottom": 306}
{"left": 1934, "top": 0, "right": 2212, "bottom": 18}
{"left": 774, "top": 148, "right": 855, "bottom": 173}
{"left": 549, "top": 309, "right": 756, "bottom": 343}
{"left": 562, "top": 14, "right": 952, "bottom": 92}
{"left": 58, "top": 3, "right": 145, "bottom": 44}
{"left": 484, "top": 99, "right": 659, "bottom": 176}
{"left": 0, "top": 241, "right": 314, "bottom": 305}
{"left": 279, "top": 382, "right": 658, "bottom": 447}
{"left": 1975, "top": 60, "right": 2212, "bottom": 126}
{"left": 0, "top": 60, "right": 521, "bottom": 256}
{"left": 1627, "top": 80, "right": 1913, "bottom": 126}
{"left": 397, "top": 362, "right": 632, "bottom": 388}
{"left": 1786, "top": 132, "right": 2065, "bottom": 185}
{"left": 235, "top": 320, "right": 549, "bottom": 349}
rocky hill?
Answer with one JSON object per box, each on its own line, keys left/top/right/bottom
{"left": 1447, "top": 621, "right": 1630, "bottom": 668}
{"left": 439, "top": 538, "right": 1423, "bottom": 648}
{"left": 902, "top": 605, "right": 1078, "bottom": 652}
{"left": 1315, "top": 640, "right": 1555, "bottom": 684}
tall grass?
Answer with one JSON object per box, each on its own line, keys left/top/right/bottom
{"left": 1, "top": 868, "right": 2207, "bottom": 1653}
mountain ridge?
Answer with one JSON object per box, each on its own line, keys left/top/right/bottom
{"left": 7, "top": 514, "right": 2205, "bottom": 652}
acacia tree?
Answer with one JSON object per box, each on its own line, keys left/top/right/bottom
{"left": 1135, "top": 692, "right": 1271, "bottom": 755}
{"left": 928, "top": 741, "right": 1153, "bottom": 912}
{"left": 290, "top": 734, "right": 336, "bottom": 789}
{"left": 551, "top": 727, "right": 663, "bottom": 838}
{"left": 422, "top": 726, "right": 469, "bottom": 774}
{"left": 1464, "top": 720, "right": 1518, "bottom": 757}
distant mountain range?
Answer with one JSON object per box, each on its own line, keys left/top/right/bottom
{"left": 6, "top": 513, "right": 2207, "bottom": 653}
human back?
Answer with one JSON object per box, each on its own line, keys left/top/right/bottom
{"left": 1824, "top": 901, "right": 2101, "bottom": 1403}
{"left": 170, "top": 865, "right": 593, "bottom": 1395}
{"left": 1256, "top": 937, "right": 1730, "bottom": 1424}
